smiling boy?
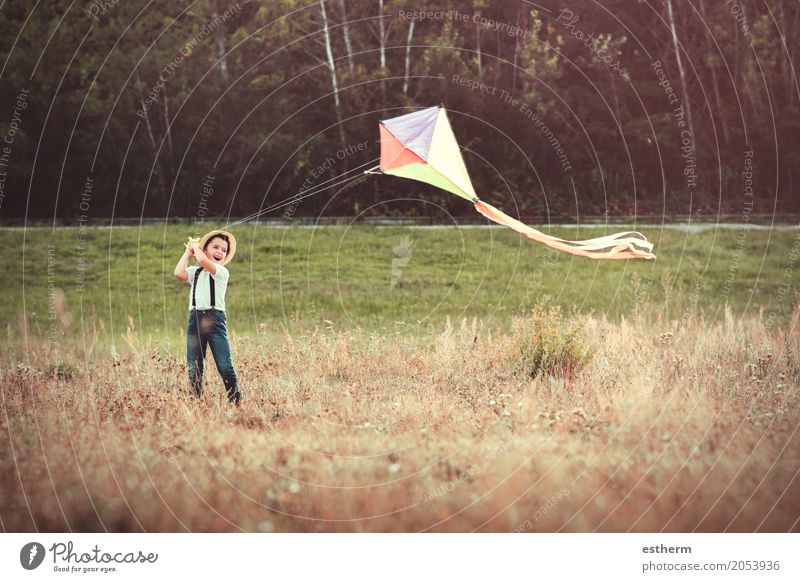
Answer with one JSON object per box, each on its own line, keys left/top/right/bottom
{"left": 173, "top": 229, "right": 243, "bottom": 405}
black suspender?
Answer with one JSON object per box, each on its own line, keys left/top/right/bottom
{"left": 191, "top": 268, "right": 202, "bottom": 307}
{"left": 191, "top": 268, "right": 216, "bottom": 309}
{"left": 209, "top": 272, "right": 215, "bottom": 307}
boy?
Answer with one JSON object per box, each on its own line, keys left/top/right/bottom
{"left": 174, "top": 229, "right": 243, "bottom": 405}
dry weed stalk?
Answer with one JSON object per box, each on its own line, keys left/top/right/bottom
{"left": 1, "top": 311, "right": 798, "bottom": 532}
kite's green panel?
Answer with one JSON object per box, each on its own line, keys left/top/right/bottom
{"left": 384, "top": 162, "right": 475, "bottom": 201}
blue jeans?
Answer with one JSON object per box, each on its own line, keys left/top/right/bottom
{"left": 187, "top": 309, "right": 242, "bottom": 404}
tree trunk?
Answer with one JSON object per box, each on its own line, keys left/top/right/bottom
{"left": 790, "top": 2, "right": 800, "bottom": 104}
{"left": 403, "top": 20, "right": 415, "bottom": 96}
{"left": 378, "top": 0, "right": 387, "bottom": 106}
{"left": 666, "top": 0, "right": 695, "bottom": 147}
{"left": 609, "top": 68, "right": 622, "bottom": 125}
{"left": 699, "top": 0, "right": 729, "bottom": 144}
{"left": 163, "top": 85, "right": 173, "bottom": 156}
{"left": 475, "top": 22, "right": 482, "bottom": 78}
{"left": 733, "top": 5, "right": 740, "bottom": 90}
{"left": 340, "top": 0, "right": 355, "bottom": 73}
{"left": 135, "top": 72, "right": 168, "bottom": 203}
{"left": 775, "top": 0, "right": 796, "bottom": 106}
{"left": 212, "top": 0, "right": 228, "bottom": 82}
{"left": 739, "top": 2, "right": 763, "bottom": 123}
{"left": 512, "top": 4, "right": 524, "bottom": 91}
{"left": 494, "top": 30, "right": 503, "bottom": 86}
{"left": 320, "top": 0, "right": 348, "bottom": 165}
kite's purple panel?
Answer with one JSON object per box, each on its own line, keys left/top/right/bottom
{"left": 380, "top": 106, "right": 440, "bottom": 161}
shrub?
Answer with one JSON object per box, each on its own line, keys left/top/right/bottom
{"left": 508, "top": 298, "right": 593, "bottom": 380}
{"left": 47, "top": 361, "right": 77, "bottom": 381}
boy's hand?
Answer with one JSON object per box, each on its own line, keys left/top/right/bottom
{"left": 184, "top": 236, "right": 200, "bottom": 257}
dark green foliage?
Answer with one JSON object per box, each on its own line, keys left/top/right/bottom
{"left": 0, "top": 0, "right": 797, "bottom": 223}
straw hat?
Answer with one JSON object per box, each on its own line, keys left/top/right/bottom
{"left": 197, "top": 229, "right": 237, "bottom": 265}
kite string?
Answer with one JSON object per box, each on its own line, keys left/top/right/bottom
{"left": 238, "top": 170, "right": 369, "bottom": 224}
{"left": 227, "top": 158, "right": 379, "bottom": 228}
{"left": 226, "top": 173, "right": 362, "bottom": 228}
{"left": 228, "top": 158, "right": 378, "bottom": 227}
{"left": 226, "top": 174, "right": 359, "bottom": 228}
{"left": 249, "top": 171, "right": 369, "bottom": 220}
{"left": 227, "top": 160, "right": 380, "bottom": 228}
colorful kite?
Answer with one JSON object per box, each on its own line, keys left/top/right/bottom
{"left": 371, "top": 105, "right": 656, "bottom": 260}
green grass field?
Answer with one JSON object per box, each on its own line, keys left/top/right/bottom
{"left": 3, "top": 223, "right": 800, "bottom": 532}
{"left": 3, "top": 223, "right": 798, "bottom": 349}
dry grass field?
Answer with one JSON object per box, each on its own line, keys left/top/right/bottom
{"left": 2, "top": 304, "right": 799, "bottom": 532}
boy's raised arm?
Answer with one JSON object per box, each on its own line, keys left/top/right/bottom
{"left": 190, "top": 241, "right": 217, "bottom": 276}
{"left": 174, "top": 246, "right": 192, "bottom": 282}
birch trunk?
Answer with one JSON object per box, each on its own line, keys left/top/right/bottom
{"left": 475, "top": 23, "right": 482, "bottom": 78}
{"left": 320, "top": 0, "right": 348, "bottom": 165}
{"left": 163, "top": 86, "right": 173, "bottom": 156}
{"left": 135, "top": 72, "right": 168, "bottom": 203}
{"left": 378, "top": 0, "right": 386, "bottom": 105}
{"left": 699, "top": 0, "right": 729, "bottom": 144}
{"left": 666, "top": 0, "right": 696, "bottom": 147}
{"left": 212, "top": 0, "right": 228, "bottom": 82}
{"left": 403, "top": 20, "right": 415, "bottom": 96}
{"left": 512, "top": 5, "right": 522, "bottom": 91}
{"left": 340, "top": 0, "right": 355, "bottom": 73}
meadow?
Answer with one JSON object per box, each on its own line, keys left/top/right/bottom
{"left": 1, "top": 223, "right": 799, "bottom": 532}
{"left": 3, "top": 223, "right": 799, "bottom": 344}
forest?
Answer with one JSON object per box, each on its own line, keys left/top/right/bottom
{"left": 0, "top": 0, "right": 797, "bottom": 221}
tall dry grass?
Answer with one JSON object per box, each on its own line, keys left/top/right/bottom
{"left": 1, "top": 307, "right": 799, "bottom": 532}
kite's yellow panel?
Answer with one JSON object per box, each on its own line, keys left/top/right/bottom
{"left": 426, "top": 109, "right": 477, "bottom": 201}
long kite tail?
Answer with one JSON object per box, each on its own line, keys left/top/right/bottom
{"left": 474, "top": 200, "right": 656, "bottom": 260}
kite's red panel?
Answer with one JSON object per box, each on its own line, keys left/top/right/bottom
{"left": 379, "top": 124, "right": 426, "bottom": 171}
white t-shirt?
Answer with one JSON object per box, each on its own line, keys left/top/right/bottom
{"left": 187, "top": 264, "right": 229, "bottom": 311}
